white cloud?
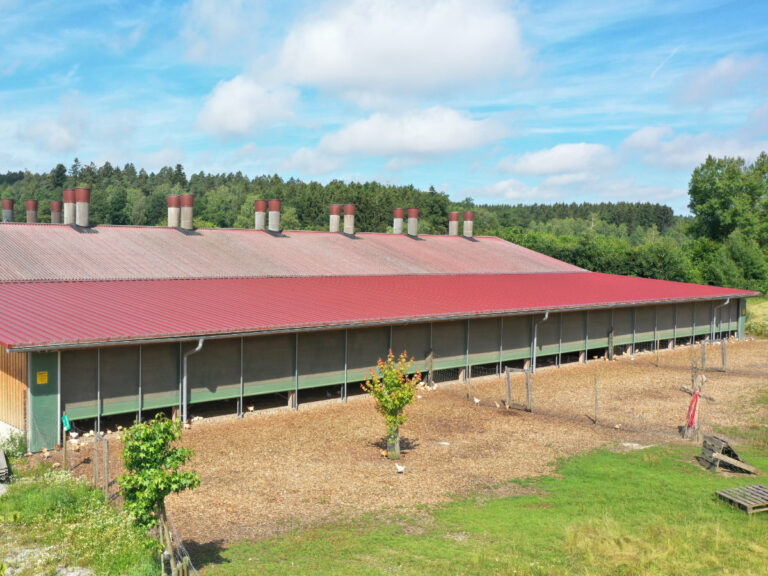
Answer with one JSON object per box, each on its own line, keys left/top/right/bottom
{"left": 680, "top": 54, "right": 763, "bottom": 107}
{"left": 281, "top": 148, "right": 343, "bottom": 175}
{"left": 282, "top": 107, "right": 506, "bottom": 175}
{"left": 180, "top": 0, "right": 262, "bottom": 64}
{"left": 499, "top": 143, "right": 613, "bottom": 176}
{"left": 623, "top": 126, "right": 768, "bottom": 170}
{"left": 278, "top": 0, "right": 527, "bottom": 101}
{"left": 319, "top": 107, "right": 505, "bottom": 156}
{"left": 197, "top": 75, "right": 297, "bottom": 137}
{"left": 142, "top": 148, "right": 185, "bottom": 171}
{"left": 484, "top": 175, "right": 684, "bottom": 206}
{"left": 22, "top": 120, "right": 77, "bottom": 152}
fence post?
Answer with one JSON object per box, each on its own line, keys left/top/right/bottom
{"left": 525, "top": 370, "right": 532, "bottom": 412}
{"left": 505, "top": 367, "right": 512, "bottom": 408}
{"left": 721, "top": 338, "right": 727, "bottom": 372}
{"left": 701, "top": 339, "right": 707, "bottom": 371}
{"left": 466, "top": 365, "right": 472, "bottom": 401}
{"left": 93, "top": 436, "right": 99, "bottom": 488}
{"left": 103, "top": 439, "right": 109, "bottom": 501}
{"left": 594, "top": 376, "right": 598, "bottom": 425}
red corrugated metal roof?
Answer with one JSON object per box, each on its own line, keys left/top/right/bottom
{"left": 0, "top": 273, "right": 757, "bottom": 350}
{"left": 0, "top": 224, "right": 580, "bottom": 282}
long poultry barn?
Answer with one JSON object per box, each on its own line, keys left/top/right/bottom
{"left": 0, "top": 193, "right": 759, "bottom": 452}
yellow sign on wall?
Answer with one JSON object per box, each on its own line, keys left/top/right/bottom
{"left": 36, "top": 371, "right": 48, "bottom": 385}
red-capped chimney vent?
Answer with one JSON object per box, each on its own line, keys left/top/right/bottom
{"left": 179, "top": 194, "right": 194, "bottom": 230}
{"left": 25, "top": 200, "right": 38, "bottom": 224}
{"left": 392, "top": 208, "right": 404, "bottom": 234}
{"left": 1, "top": 199, "right": 14, "bottom": 223}
{"left": 407, "top": 208, "right": 419, "bottom": 236}
{"left": 254, "top": 199, "right": 267, "bottom": 231}
{"left": 63, "top": 189, "right": 76, "bottom": 225}
{"left": 448, "top": 211, "right": 459, "bottom": 236}
{"left": 167, "top": 195, "right": 180, "bottom": 227}
{"left": 463, "top": 211, "right": 474, "bottom": 237}
{"left": 343, "top": 204, "right": 355, "bottom": 235}
{"left": 50, "top": 201, "right": 63, "bottom": 224}
{"left": 329, "top": 204, "right": 341, "bottom": 232}
{"left": 75, "top": 187, "right": 91, "bottom": 227}
{"left": 268, "top": 199, "right": 281, "bottom": 232}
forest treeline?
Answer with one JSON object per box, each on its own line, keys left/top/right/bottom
{"left": 0, "top": 153, "right": 766, "bottom": 292}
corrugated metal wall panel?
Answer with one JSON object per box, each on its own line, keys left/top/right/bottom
{"left": 677, "top": 303, "right": 694, "bottom": 338}
{"left": 560, "top": 312, "right": 585, "bottom": 354}
{"left": 346, "top": 327, "right": 389, "bottom": 382}
{"left": 502, "top": 315, "right": 531, "bottom": 360}
{"left": 613, "top": 308, "right": 633, "bottom": 346}
{"left": 587, "top": 310, "right": 611, "bottom": 349}
{"left": 657, "top": 304, "right": 676, "bottom": 339}
{"left": 392, "top": 324, "right": 430, "bottom": 373}
{"left": 469, "top": 318, "right": 500, "bottom": 365}
{"left": 298, "top": 330, "right": 345, "bottom": 389}
{"left": 432, "top": 320, "right": 466, "bottom": 370}
{"left": 0, "top": 345, "right": 27, "bottom": 430}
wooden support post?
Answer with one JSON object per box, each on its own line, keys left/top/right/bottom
{"left": 103, "top": 439, "right": 109, "bottom": 501}
{"left": 505, "top": 367, "right": 512, "bottom": 407}
{"left": 93, "top": 435, "right": 99, "bottom": 487}
{"left": 287, "top": 391, "right": 296, "bottom": 409}
{"left": 466, "top": 365, "right": 472, "bottom": 401}
{"left": 701, "top": 339, "right": 707, "bottom": 371}
{"left": 594, "top": 376, "right": 598, "bottom": 425}
{"left": 525, "top": 370, "right": 532, "bottom": 412}
{"left": 721, "top": 339, "right": 727, "bottom": 372}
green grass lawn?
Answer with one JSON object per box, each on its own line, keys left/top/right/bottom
{"left": 203, "top": 443, "right": 768, "bottom": 576}
{"left": 0, "top": 464, "right": 159, "bottom": 576}
{"left": 747, "top": 295, "right": 768, "bottom": 337}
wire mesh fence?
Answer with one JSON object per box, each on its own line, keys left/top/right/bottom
{"left": 429, "top": 336, "right": 739, "bottom": 441}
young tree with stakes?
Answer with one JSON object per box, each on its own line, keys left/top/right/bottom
{"left": 362, "top": 350, "right": 421, "bottom": 460}
{"left": 118, "top": 414, "right": 199, "bottom": 574}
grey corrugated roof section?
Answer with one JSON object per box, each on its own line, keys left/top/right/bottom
{"left": 0, "top": 224, "right": 581, "bottom": 282}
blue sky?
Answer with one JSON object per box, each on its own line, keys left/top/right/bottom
{"left": 1, "top": 0, "right": 766, "bottom": 213}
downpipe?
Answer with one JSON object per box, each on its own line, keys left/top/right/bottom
{"left": 531, "top": 311, "right": 550, "bottom": 373}
{"left": 182, "top": 338, "right": 204, "bottom": 423}
{"left": 712, "top": 298, "right": 730, "bottom": 342}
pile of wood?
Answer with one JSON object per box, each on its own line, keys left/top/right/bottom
{"left": 699, "top": 435, "right": 757, "bottom": 474}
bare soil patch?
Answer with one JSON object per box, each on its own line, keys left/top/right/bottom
{"left": 46, "top": 339, "right": 768, "bottom": 549}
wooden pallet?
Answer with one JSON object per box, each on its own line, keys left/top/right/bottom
{"left": 717, "top": 484, "right": 768, "bottom": 515}
{"left": 700, "top": 436, "right": 757, "bottom": 474}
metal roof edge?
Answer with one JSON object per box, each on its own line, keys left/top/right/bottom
{"left": 6, "top": 292, "right": 756, "bottom": 353}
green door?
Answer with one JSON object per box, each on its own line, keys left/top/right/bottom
{"left": 29, "top": 352, "right": 59, "bottom": 452}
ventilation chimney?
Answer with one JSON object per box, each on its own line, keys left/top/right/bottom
{"left": 268, "top": 199, "right": 281, "bottom": 232}
{"left": 329, "top": 204, "right": 341, "bottom": 233}
{"left": 50, "top": 201, "right": 62, "bottom": 224}
{"left": 448, "top": 211, "right": 459, "bottom": 236}
{"left": 63, "top": 189, "right": 76, "bottom": 225}
{"left": 26, "top": 200, "right": 38, "bottom": 223}
{"left": 407, "top": 208, "right": 419, "bottom": 236}
{"left": 1, "top": 199, "right": 13, "bottom": 222}
{"left": 75, "top": 187, "right": 91, "bottom": 227}
{"left": 393, "top": 208, "right": 404, "bottom": 234}
{"left": 180, "top": 194, "right": 194, "bottom": 230}
{"left": 343, "top": 204, "right": 355, "bottom": 235}
{"left": 463, "top": 211, "right": 474, "bottom": 237}
{"left": 167, "top": 195, "right": 180, "bottom": 227}
{"left": 254, "top": 200, "right": 267, "bottom": 231}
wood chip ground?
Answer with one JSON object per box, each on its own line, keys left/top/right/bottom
{"left": 40, "top": 339, "right": 768, "bottom": 549}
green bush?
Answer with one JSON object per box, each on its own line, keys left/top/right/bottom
{"left": 0, "top": 430, "right": 26, "bottom": 459}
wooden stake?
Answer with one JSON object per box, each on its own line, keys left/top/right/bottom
{"left": 594, "top": 376, "right": 598, "bottom": 425}
{"left": 505, "top": 367, "right": 512, "bottom": 408}
{"left": 525, "top": 370, "right": 532, "bottom": 412}
{"left": 701, "top": 340, "right": 707, "bottom": 371}
{"left": 721, "top": 339, "right": 727, "bottom": 372}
